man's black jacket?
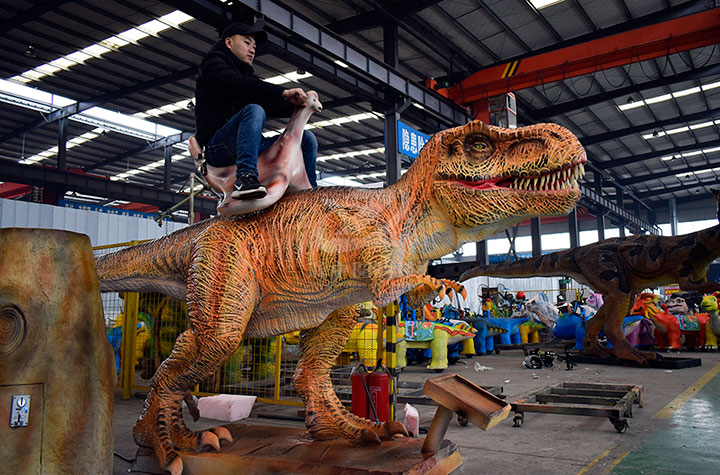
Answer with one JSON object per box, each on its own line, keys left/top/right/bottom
{"left": 194, "top": 40, "right": 294, "bottom": 147}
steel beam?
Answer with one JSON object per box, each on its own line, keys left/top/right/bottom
{"left": 318, "top": 136, "right": 385, "bottom": 152}
{"left": 0, "top": 67, "right": 197, "bottom": 144}
{"left": 635, "top": 180, "right": 719, "bottom": 199}
{"left": 235, "top": 0, "right": 468, "bottom": 125}
{"left": 579, "top": 185, "right": 659, "bottom": 234}
{"left": 0, "top": 0, "right": 73, "bottom": 36}
{"left": 446, "top": 7, "right": 720, "bottom": 103}
{"left": 83, "top": 132, "right": 192, "bottom": 173}
{"left": 0, "top": 160, "right": 218, "bottom": 215}
{"left": 325, "top": 0, "right": 440, "bottom": 33}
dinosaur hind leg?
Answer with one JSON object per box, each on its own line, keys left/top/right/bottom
{"left": 582, "top": 308, "right": 611, "bottom": 358}
{"left": 134, "top": 260, "right": 258, "bottom": 473}
{"left": 293, "top": 305, "right": 408, "bottom": 445}
{"left": 601, "top": 294, "right": 655, "bottom": 365}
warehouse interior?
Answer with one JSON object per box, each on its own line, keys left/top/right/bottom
{"left": 1, "top": 1, "right": 720, "bottom": 474}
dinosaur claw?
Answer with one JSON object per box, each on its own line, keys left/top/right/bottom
{"left": 200, "top": 431, "right": 220, "bottom": 451}
{"left": 384, "top": 421, "right": 409, "bottom": 438}
{"left": 446, "top": 288, "right": 455, "bottom": 301}
{"left": 360, "top": 429, "right": 382, "bottom": 446}
{"left": 166, "top": 456, "right": 183, "bottom": 475}
{"left": 437, "top": 285, "right": 446, "bottom": 300}
{"left": 212, "top": 427, "right": 233, "bottom": 444}
{"left": 459, "top": 286, "right": 467, "bottom": 300}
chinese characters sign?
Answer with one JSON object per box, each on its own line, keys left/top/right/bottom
{"left": 397, "top": 121, "right": 430, "bottom": 159}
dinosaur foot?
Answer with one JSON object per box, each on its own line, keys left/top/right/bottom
{"left": 582, "top": 341, "right": 613, "bottom": 358}
{"left": 134, "top": 393, "right": 233, "bottom": 473}
{"left": 306, "top": 405, "right": 408, "bottom": 445}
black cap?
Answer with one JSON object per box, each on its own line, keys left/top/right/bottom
{"left": 221, "top": 20, "right": 268, "bottom": 44}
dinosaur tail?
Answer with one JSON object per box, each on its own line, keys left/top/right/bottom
{"left": 95, "top": 221, "right": 209, "bottom": 300}
{"left": 459, "top": 250, "right": 574, "bottom": 282}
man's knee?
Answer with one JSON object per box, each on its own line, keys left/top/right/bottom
{"left": 241, "top": 103, "right": 266, "bottom": 123}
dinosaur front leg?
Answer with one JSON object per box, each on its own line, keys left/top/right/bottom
{"left": 373, "top": 273, "right": 466, "bottom": 308}
{"left": 134, "top": 261, "right": 258, "bottom": 475}
{"left": 293, "top": 305, "right": 408, "bottom": 445}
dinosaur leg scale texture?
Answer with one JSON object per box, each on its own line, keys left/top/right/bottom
{"left": 293, "top": 305, "right": 408, "bottom": 444}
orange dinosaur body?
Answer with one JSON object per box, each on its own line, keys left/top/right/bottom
{"left": 96, "top": 120, "right": 585, "bottom": 474}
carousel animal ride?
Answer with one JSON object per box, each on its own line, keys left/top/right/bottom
{"left": 461, "top": 221, "right": 720, "bottom": 365}
{"left": 189, "top": 91, "right": 323, "bottom": 216}
{"left": 630, "top": 293, "right": 707, "bottom": 350}
{"left": 700, "top": 293, "right": 720, "bottom": 349}
{"left": 95, "top": 120, "right": 585, "bottom": 474}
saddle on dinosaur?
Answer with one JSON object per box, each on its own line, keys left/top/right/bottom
{"left": 95, "top": 120, "right": 585, "bottom": 474}
{"left": 189, "top": 90, "right": 323, "bottom": 217}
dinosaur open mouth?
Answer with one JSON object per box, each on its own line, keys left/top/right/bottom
{"left": 450, "top": 158, "right": 586, "bottom": 192}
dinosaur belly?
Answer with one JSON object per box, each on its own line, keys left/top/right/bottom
{"left": 245, "top": 283, "right": 373, "bottom": 338}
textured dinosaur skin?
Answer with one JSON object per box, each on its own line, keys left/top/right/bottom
{"left": 461, "top": 225, "right": 720, "bottom": 364}
{"left": 95, "top": 120, "right": 585, "bottom": 473}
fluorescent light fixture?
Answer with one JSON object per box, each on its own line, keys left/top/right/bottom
{"left": 642, "top": 120, "right": 720, "bottom": 140}
{"left": 334, "top": 60, "right": 349, "bottom": 68}
{"left": 529, "top": 0, "right": 564, "bottom": 9}
{"left": 674, "top": 166, "right": 720, "bottom": 179}
{"left": 619, "top": 80, "right": 720, "bottom": 111}
{"left": 659, "top": 145, "right": 720, "bottom": 161}
{"left": 317, "top": 147, "right": 385, "bottom": 163}
{"left": 262, "top": 111, "right": 384, "bottom": 138}
{"left": 263, "top": 71, "right": 314, "bottom": 85}
{"left": 12, "top": 11, "right": 193, "bottom": 84}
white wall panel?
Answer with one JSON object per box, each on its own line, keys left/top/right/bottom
{"left": 0, "top": 198, "right": 188, "bottom": 247}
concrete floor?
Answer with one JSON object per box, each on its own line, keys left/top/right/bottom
{"left": 112, "top": 349, "right": 720, "bottom": 474}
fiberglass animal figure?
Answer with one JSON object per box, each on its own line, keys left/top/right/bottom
{"left": 96, "top": 120, "right": 585, "bottom": 474}
{"left": 461, "top": 222, "right": 720, "bottom": 365}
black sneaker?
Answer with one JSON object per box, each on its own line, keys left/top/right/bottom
{"left": 231, "top": 172, "right": 267, "bottom": 200}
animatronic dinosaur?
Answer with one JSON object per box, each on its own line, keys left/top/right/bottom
{"left": 630, "top": 293, "right": 707, "bottom": 350}
{"left": 461, "top": 223, "right": 720, "bottom": 365}
{"left": 95, "top": 120, "right": 585, "bottom": 473}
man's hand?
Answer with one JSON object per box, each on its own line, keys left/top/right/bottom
{"left": 282, "top": 88, "right": 308, "bottom": 106}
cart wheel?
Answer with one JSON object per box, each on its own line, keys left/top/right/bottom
{"left": 434, "top": 368, "right": 445, "bottom": 373}
{"left": 457, "top": 414, "right": 469, "bottom": 427}
{"left": 494, "top": 349, "right": 501, "bottom": 354}
{"left": 465, "top": 354, "right": 473, "bottom": 358}
{"left": 609, "top": 417, "right": 628, "bottom": 433}
{"left": 512, "top": 414, "right": 524, "bottom": 427}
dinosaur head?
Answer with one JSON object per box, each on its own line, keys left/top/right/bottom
{"left": 408, "top": 121, "right": 585, "bottom": 239}
{"left": 701, "top": 294, "right": 718, "bottom": 313}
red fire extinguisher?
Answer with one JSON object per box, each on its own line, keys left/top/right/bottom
{"left": 351, "top": 360, "right": 390, "bottom": 422}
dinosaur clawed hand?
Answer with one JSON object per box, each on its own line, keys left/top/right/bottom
{"left": 405, "top": 276, "right": 467, "bottom": 308}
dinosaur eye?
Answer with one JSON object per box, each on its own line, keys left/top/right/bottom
{"left": 473, "top": 142, "right": 487, "bottom": 151}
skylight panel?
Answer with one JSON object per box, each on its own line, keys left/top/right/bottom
{"left": 11, "top": 10, "right": 193, "bottom": 83}
{"left": 529, "top": 0, "right": 565, "bottom": 9}
{"left": 643, "top": 120, "right": 719, "bottom": 139}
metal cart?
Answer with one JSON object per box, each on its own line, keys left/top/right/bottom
{"left": 510, "top": 382, "right": 643, "bottom": 433}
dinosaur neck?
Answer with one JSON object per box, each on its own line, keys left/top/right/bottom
{"left": 383, "top": 168, "right": 459, "bottom": 265}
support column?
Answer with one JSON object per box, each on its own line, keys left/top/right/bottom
{"left": 568, "top": 208, "right": 579, "bottom": 248}
{"left": 57, "top": 117, "right": 67, "bottom": 171}
{"left": 669, "top": 198, "right": 678, "bottom": 236}
{"left": 595, "top": 176, "right": 605, "bottom": 241}
{"left": 383, "top": 21, "right": 401, "bottom": 186}
{"left": 531, "top": 217, "right": 542, "bottom": 258}
{"left": 164, "top": 146, "right": 172, "bottom": 192}
{"left": 475, "top": 240, "right": 488, "bottom": 266}
{"left": 616, "top": 188, "right": 625, "bottom": 237}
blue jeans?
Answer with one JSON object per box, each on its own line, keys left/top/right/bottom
{"left": 204, "top": 104, "right": 318, "bottom": 187}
